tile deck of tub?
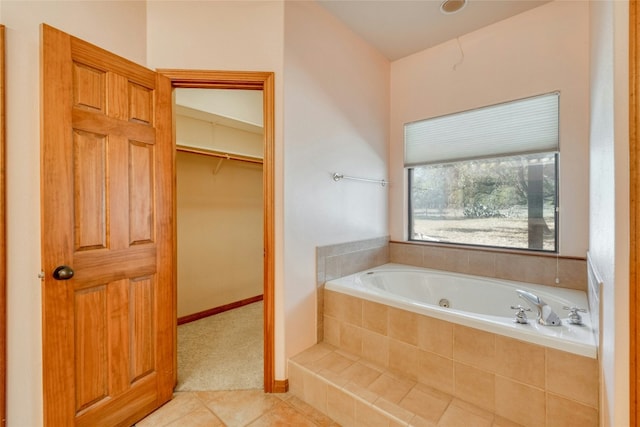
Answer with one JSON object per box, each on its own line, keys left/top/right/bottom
{"left": 288, "top": 342, "right": 521, "bottom": 427}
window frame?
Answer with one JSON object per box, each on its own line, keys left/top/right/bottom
{"left": 405, "top": 91, "right": 560, "bottom": 254}
{"left": 406, "top": 154, "right": 559, "bottom": 253}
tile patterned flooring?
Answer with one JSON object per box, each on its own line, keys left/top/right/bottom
{"left": 288, "top": 343, "right": 531, "bottom": 427}
{"left": 136, "top": 386, "right": 523, "bottom": 427}
{"left": 136, "top": 389, "right": 340, "bottom": 427}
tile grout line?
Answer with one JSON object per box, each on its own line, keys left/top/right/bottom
{"left": 296, "top": 358, "right": 415, "bottom": 426}
{"left": 192, "top": 392, "right": 228, "bottom": 425}
{"left": 296, "top": 344, "right": 533, "bottom": 427}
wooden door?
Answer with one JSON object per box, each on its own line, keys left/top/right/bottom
{"left": 632, "top": 1, "right": 639, "bottom": 423}
{"left": 41, "top": 25, "right": 175, "bottom": 426}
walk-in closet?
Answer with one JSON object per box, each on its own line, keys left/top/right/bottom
{"left": 174, "top": 89, "right": 264, "bottom": 391}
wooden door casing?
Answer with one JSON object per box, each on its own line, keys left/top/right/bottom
{"left": 632, "top": 0, "right": 639, "bottom": 423}
{"left": 41, "top": 24, "right": 174, "bottom": 426}
{"left": 159, "top": 69, "right": 277, "bottom": 392}
{"left": 0, "top": 24, "right": 5, "bottom": 427}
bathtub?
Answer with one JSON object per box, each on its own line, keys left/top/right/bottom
{"left": 325, "top": 263, "right": 596, "bottom": 358}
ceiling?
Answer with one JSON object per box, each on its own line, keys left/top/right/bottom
{"left": 316, "top": 0, "right": 551, "bottom": 61}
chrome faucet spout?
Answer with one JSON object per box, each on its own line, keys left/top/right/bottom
{"left": 516, "top": 289, "right": 561, "bottom": 326}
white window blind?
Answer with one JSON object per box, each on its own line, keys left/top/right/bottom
{"left": 404, "top": 92, "right": 559, "bottom": 166}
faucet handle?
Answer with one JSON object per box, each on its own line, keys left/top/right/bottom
{"left": 510, "top": 305, "right": 531, "bottom": 324}
{"left": 562, "top": 306, "right": 586, "bottom": 325}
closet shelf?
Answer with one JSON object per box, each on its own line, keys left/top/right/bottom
{"left": 177, "top": 145, "right": 263, "bottom": 165}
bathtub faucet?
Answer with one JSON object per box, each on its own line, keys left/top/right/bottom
{"left": 516, "top": 289, "right": 561, "bottom": 326}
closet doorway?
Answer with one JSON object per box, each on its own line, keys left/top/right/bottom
{"left": 174, "top": 87, "right": 264, "bottom": 391}
{"left": 161, "top": 70, "right": 276, "bottom": 392}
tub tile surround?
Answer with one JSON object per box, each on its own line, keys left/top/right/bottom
{"left": 316, "top": 239, "right": 588, "bottom": 345}
{"left": 586, "top": 252, "right": 603, "bottom": 356}
{"left": 316, "top": 236, "right": 390, "bottom": 341}
{"left": 317, "top": 236, "right": 390, "bottom": 284}
{"left": 294, "top": 289, "right": 598, "bottom": 427}
{"left": 389, "top": 242, "right": 588, "bottom": 292}
{"left": 305, "top": 238, "right": 595, "bottom": 425}
{"left": 290, "top": 343, "right": 526, "bottom": 427}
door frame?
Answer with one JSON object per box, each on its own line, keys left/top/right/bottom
{"left": 0, "top": 24, "right": 6, "bottom": 427}
{"left": 631, "top": 0, "right": 639, "bottom": 423}
{"left": 159, "top": 69, "right": 277, "bottom": 392}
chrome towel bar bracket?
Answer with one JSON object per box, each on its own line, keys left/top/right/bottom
{"left": 332, "top": 172, "right": 388, "bottom": 187}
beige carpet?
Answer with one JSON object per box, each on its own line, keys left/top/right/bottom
{"left": 176, "top": 301, "right": 263, "bottom": 391}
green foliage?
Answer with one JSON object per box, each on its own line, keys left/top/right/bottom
{"left": 410, "top": 154, "right": 556, "bottom": 219}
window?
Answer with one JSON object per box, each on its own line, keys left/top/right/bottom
{"left": 406, "top": 93, "right": 559, "bottom": 252}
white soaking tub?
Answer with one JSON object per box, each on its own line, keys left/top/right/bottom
{"left": 325, "top": 263, "right": 596, "bottom": 358}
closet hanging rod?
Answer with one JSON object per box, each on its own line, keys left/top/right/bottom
{"left": 177, "top": 145, "right": 263, "bottom": 165}
{"left": 332, "top": 172, "right": 388, "bottom": 187}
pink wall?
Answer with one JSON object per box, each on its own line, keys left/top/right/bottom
{"left": 589, "top": 1, "right": 629, "bottom": 425}
{"left": 146, "top": 1, "right": 283, "bottom": 72}
{"left": 390, "top": 1, "right": 590, "bottom": 258}
{"left": 283, "top": 1, "right": 390, "bottom": 362}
